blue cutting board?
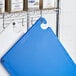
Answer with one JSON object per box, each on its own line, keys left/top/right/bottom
{"left": 1, "top": 17, "right": 76, "bottom": 76}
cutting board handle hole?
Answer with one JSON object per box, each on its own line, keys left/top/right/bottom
{"left": 41, "top": 23, "right": 48, "bottom": 30}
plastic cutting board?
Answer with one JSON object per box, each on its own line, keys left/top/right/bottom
{"left": 1, "top": 17, "right": 76, "bottom": 76}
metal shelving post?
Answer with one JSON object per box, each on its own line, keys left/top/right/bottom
{"left": 56, "top": 0, "right": 60, "bottom": 37}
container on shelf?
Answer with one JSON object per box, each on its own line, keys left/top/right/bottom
{"left": 5, "top": 0, "right": 23, "bottom": 13}
{"left": 24, "top": 0, "right": 40, "bottom": 11}
{"left": 0, "top": 0, "right": 5, "bottom": 13}
{"left": 40, "top": 0, "right": 57, "bottom": 10}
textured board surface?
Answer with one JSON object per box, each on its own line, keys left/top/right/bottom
{"left": 1, "top": 17, "right": 76, "bottom": 76}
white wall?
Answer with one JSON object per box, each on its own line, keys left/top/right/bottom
{"left": 60, "top": 0, "right": 76, "bottom": 63}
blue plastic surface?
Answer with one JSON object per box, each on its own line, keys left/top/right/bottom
{"left": 1, "top": 17, "right": 76, "bottom": 76}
